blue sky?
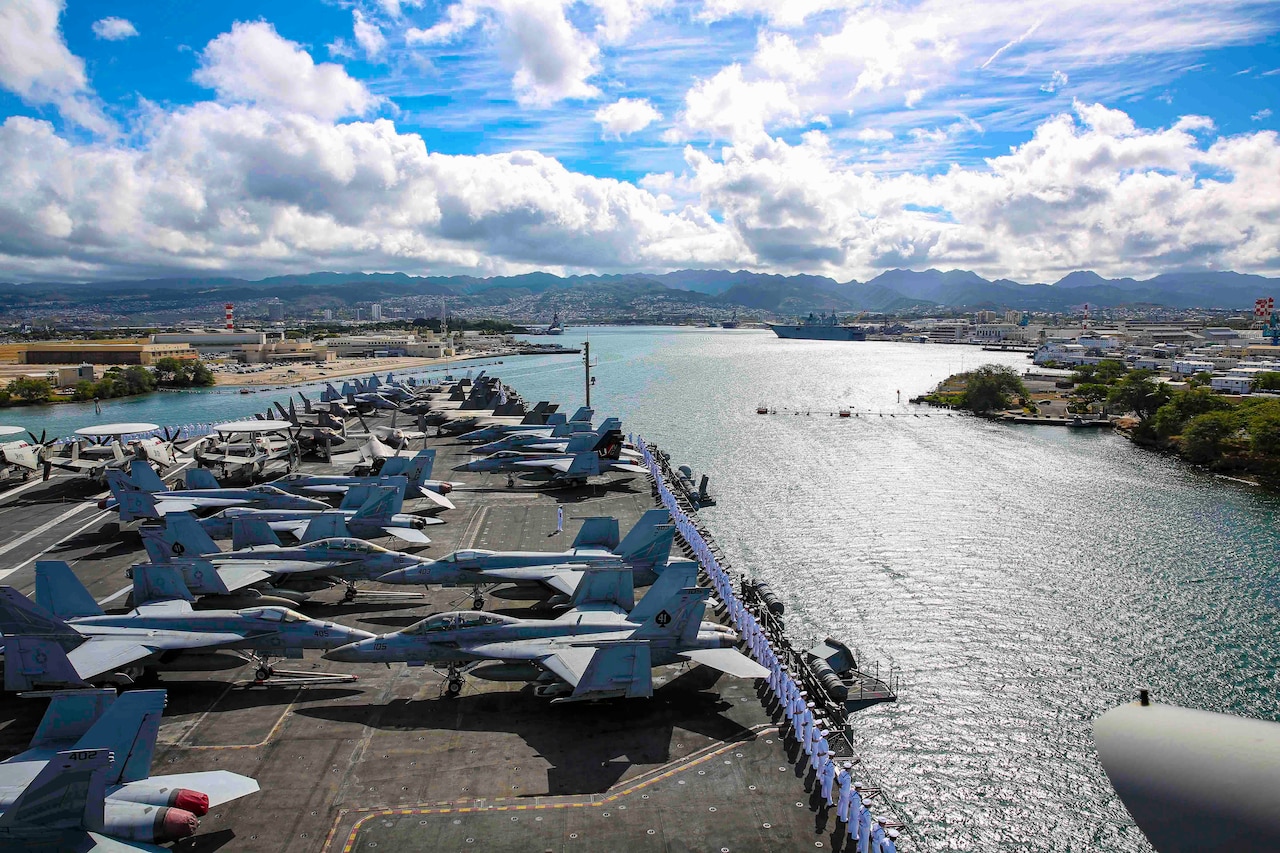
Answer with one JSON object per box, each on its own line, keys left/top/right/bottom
{"left": 0, "top": 0, "right": 1277, "bottom": 283}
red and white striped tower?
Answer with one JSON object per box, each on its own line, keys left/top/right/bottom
{"left": 224, "top": 303, "right": 234, "bottom": 330}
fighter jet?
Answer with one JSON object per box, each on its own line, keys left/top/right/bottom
{"left": 139, "top": 513, "right": 434, "bottom": 600}
{"left": 198, "top": 480, "right": 441, "bottom": 544}
{"left": 455, "top": 406, "right": 592, "bottom": 442}
{"left": 469, "top": 419, "right": 623, "bottom": 456}
{"left": 376, "top": 509, "right": 675, "bottom": 607}
{"left": 325, "top": 576, "right": 765, "bottom": 701}
{"left": 271, "top": 449, "right": 456, "bottom": 510}
{"left": 100, "top": 461, "right": 331, "bottom": 521}
{"left": 0, "top": 687, "right": 259, "bottom": 850}
{"left": 0, "top": 561, "right": 374, "bottom": 688}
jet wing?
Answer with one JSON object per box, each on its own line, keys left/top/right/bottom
{"left": 159, "top": 496, "right": 246, "bottom": 510}
{"left": 67, "top": 634, "right": 250, "bottom": 680}
{"left": 144, "top": 770, "right": 260, "bottom": 808}
{"left": 545, "top": 643, "right": 653, "bottom": 701}
{"left": 132, "top": 599, "right": 194, "bottom": 616}
{"left": 214, "top": 565, "right": 274, "bottom": 592}
{"left": 538, "top": 647, "right": 598, "bottom": 687}
{"left": 679, "top": 648, "right": 770, "bottom": 679}
{"left": 606, "top": 462, "right": 650, "bottom": 474}
{"left": 512, "top": 457, "right": 575, "bottom": 473}
{"left": 479, "top": 566, "right": 585, "bottom": 597}
{"left": 383, "top": 527, "right": 432, "bottom": 544}
{"left": 413, "top": 490, "right": 456, "bottom": 511}
{"left": 148, "top": 500, "right": 201, "bottom": 515}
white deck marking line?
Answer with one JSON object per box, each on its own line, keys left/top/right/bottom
{"left": 97, "top": 584, "right": 132, "bottom": 605}
{"left": 0, "top": 502, "right": 97, "bottom": 559}
{"left": 0, "top": 509, "right": 110, "bottom": 581}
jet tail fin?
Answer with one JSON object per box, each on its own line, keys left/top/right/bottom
{"left": 3, "top": 636, "right": 86, "bottom": 692}
{"left": 132, "top": 563, "right": 197, "bottom": 607}
{"left": 569, "top": 406, "right": 593, "bottom": 423}
{"left": 35, "top": 561, "right": 104, "bottom": 618}
{"left": 157, "top": 512, "right": 220, "bottom": 560}
{"left": 0, "top": 586, "right": 82, "bottom": 640}
{"left": 300, "top": 512, "right": 351, "bottom": 543}
{"left": 114, "top": 487, "right": 160, "bottom": 523}
{"left": 571, "top": 517, "right": 620, "bottom": 550}
{"left": 0, "top": 747, "right": 113, "bottom": 831}
{"left": 569, "top": 565, "right": 635, "bottom": 611}
{"left": 128, "top": 458, "right": 167, "bottom": 493}
{"left": 74, "top": 689, "right": 166, "bottom": 784}
{"left": 616, "top": 509, "right": 674, "bottom": 564}
{"left": 630, "top": 559, "right": 700, "bottom": 622}
{"left": 350, "top": 482, "right": 405, "bottom": 519}
{"left": 631, "top": 587, "right": 710, "bottom": 643}
{"left": 232, "top": 517, "right": 283, "bottom": 550}
{"left": 30, "top": 688, "right": 117, "bottom": 748}
{"left": 183, "top": 468, "right": 221, "bottom": 491}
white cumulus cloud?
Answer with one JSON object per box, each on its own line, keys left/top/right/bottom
{"left": 194, "top": 21, "right": 380, "bottom": 121}
{"left": 407, "top": 0, "right": 600, "bottom": 106}
{"left": 1041, "top": 70, "right": 1068, "bottom": 93}
{"left": 595, "top": 97, "right": 661, "bottom": 139}
{"left": 353, "top": 11, "right": 387, "bottom": 59}
{"left": 0, "top": 0, "right": 109, "bottom": 133}
{"left": 92, "top": 16, "right": 138, "bottom": 40}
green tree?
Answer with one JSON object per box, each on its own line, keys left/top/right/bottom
{"left": 188, "top": 360, "right": 215, "bottom": 386}
{"left": 1073, "top": 359, "right": 1127, "bottom": 386}
{"left": 1252, "top": 371, "right": 1280, "bottom": 392}
{"left": 1248, "top": 410, "right": 1280, "bottom": 457}
{"left": 963, "top": 364, "right": 1029, "bottom": 414}
{"left": 1152, "top": 387, "right": 1232, "bottom": 439}
{"left": 118, "top": 366, "right": 155, "bottom": 396}
{"left": 70, "top": 380, "right": 96, "bottom": 401}
{"left": 1188, "top": 371, "right": 1214, "bottom": 388}
{"left": 7, "top": 376, "right": 52, "bottom": 403}
{"left": 1073, "top": 383, "right": 1110, "bottom": 408}
{"left": 1181, "top": 410, "right": 1240, "bottom": 464}
{"left": 152, "top": 357, "right": 185, "bottom": 385}
{"left": 1107, "top": 370, "right": 1170, "bottom": 424}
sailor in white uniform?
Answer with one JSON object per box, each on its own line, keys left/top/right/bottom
{"left": 835, "top": 763, "right": 854, "bottom": 823}
{"left": 818, "top": 749, "right": 836, "bottom": 804}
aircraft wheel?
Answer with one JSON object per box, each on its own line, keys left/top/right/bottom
{"left": 471, "top": 597, "right": 485, "bottom": 611}
{"left": 343, "top": 587, "right": 357, "bottom": 603}
{"left": 446, "top": 678, "right": 463, "bottom": 696}
{"left": 255, "top": 666, "right": 272, "bottom": 681}
{"left": 102, "top": 522, "right": 120, "bottom": 536}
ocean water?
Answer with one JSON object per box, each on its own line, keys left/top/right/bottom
{"left": 6, "top": 326, "right": 1278, "bottom": 849}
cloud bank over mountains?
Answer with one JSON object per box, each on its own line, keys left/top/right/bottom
{"left": 0, "top": 0, "right": 1277, "bottom": 285}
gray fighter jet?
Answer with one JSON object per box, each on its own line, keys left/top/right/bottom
{"left": 0, "top": 561, "right": 373, "bottom": 687}
{"left": 0, "top": 687, "right": 258, "bottom": 850}
{"left": 139, "top": 512, "right": 434, "bottom": 600}
{"left": 101, "top": 461, "right": 330, "bottom": 521}
{"left": 376, "top": 509, "right": 675, "bottom": 607}
{"left": 325, "top": 574, "right": 765, "bottom": 701}
{"left": 196, "top": 479, "right": 441, "bottom": 544}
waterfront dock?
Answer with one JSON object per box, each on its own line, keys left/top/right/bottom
{"left": 0, "top": 383, "right": 906, "bottom": 851}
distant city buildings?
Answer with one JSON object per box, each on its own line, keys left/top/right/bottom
{"left": 371, "top": 303, "right": 382, "bottom": 321}
{"left": 267, "top": 300, "right": 284, "bottom": 322}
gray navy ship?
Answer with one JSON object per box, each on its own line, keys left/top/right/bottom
{"left": 769, "top": 311, "right": 867, "bottom": 341}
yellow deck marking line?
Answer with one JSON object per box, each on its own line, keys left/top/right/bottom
{"left": 325, "top": 723, "right": 776, "bottom": 853}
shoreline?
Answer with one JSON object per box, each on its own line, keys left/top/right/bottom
{"left": 212, "top": 350, "right": 521, "bottom": 388}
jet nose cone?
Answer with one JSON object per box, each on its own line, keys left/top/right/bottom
{"left": 344, "top": 626, "right": 377, "bottom": 643}
{"left": 377, "top": 568, "right": 410, "bottom": 584}
{"left": 452, "top": 461, "right": 473, "bottom": 472}
{"left": 324, "top": 639, "right": 370, "bottom": 662}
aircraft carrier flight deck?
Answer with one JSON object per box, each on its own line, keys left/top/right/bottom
{"left": 0, "top": 382, "right": 895, "bottom": 852}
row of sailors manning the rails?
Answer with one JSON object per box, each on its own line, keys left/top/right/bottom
{"left": 642, "top": 444, "right": 901, "bottom": 851}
